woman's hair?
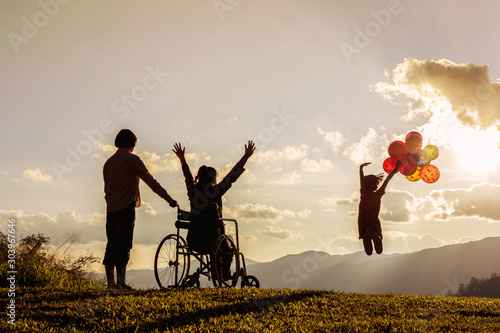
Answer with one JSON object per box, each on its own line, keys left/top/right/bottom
{"left": 364, "top": 173, "right": 385, "bottom": 192}
{"left": 196, "top": 165, "right": 218, "bottom": 185}
{"left": 114, "top": 129, "right": 137, "bottom": 149}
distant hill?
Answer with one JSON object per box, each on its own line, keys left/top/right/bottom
{"left": 121, "top": 237, "right": 500, "bottom": 296}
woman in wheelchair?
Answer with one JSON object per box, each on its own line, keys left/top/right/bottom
{"left": 172, "top": 140, "right": 255, "bottom": 278}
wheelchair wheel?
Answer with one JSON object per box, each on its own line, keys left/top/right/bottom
{"left": 241, "top": 275, "right": 260, "bottom": 288}
{"left": 212, "top": 235, "right": 240, "bottom": 287}
{"left": 154, "top": 234, "right": 190, "bottom": 289}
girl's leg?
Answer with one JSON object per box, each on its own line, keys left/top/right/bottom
{"left": 363, "top": 228, "right": 373, "bottom": 256}
{"left": 373, "top": 233, "right": 383, "bottom": 254}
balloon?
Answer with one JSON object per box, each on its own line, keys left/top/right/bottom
{"left": 383, "top": 157, "right": 399, "bottom": 174}
{"left": 399, "top": 155, "right": 418, "bottom": 176}
{"left": 414, "top": 149, "right": 431, "bottom": 167}
{"left": 423, "top": 145, "right": 439, "bottom": 160}
{"left": 388, "top": 141, "right": 407, "bottom": 159}
{"left": 406, "top": 167, "right": 421, "bottom": 182}
{"left": 420, "top": 164, "right": 440, "bottom": 183}
{"left": 405, "top": 131, "right": 423, "bottom": 154}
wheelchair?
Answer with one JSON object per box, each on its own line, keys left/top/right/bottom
{"left": 154, "top": 207, "right": 260, "bottom": 289}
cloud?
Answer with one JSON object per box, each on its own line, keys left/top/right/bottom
{"left": 230, "top": 203, "right": 295, "bottom": 221}
{"left": 259, "top": 225, "right": 303, "bottom": 240}
{"left": 380, "top": 190, "right": 416, "bottom": 223}
{"left": 300, "top": 158, "right": 333, "bottom": 172}
{"left": 138, "top": 151, "right": 179, "bottom": 175}
{"left": 22, "top": 168, "right": 55, "bottom": 184}
{"left": 373, "top": 58, "right": 500, "bottom": 130}
{"left": 422, "top": 183, "right": 500, "bottom": 221}
{"left": 317, "top": 127, "right": 344, "bottom": 152}
{"left": 228, "top": 203, "right": 310, "bottom": 222}
{"left": 319, "top": 192, "right": 359, "bottom": 207}
{"left": 142, "top": 202, "right": 158, "bottom": 216}
{"left": 0, "top": 209, "right": 104, "bottom": 245}
{"left": 343, "top": 128, "right": 387, "bottom": 164}
{"left": 1, "top": 171, "right": 19, "bottom": 182}
{"left": 268, "top": 170, "right": 302, "bottom": 185}
{"left": 255, "top": 144, "right": 308, "bottom": 163}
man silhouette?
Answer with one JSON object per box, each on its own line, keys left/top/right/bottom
{"left": 103, "top": 129, "right": 177, "bottom": 289}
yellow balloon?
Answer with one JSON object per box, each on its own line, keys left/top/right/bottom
{"left": 406, "top": 167, "right": 421, "bottom": 182}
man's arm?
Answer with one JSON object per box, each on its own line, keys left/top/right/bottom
{"left": 130, "top": 155, "right": 177, "bottom": 207}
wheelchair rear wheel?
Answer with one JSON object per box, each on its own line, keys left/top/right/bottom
{"left": 212, "top": 234, "right": 240, "bottom": 287}
{"left": 154, "top": 234, "right": 190, "bottom": 288}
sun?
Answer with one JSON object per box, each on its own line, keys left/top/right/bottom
{"left": 422, "top": 113, "right": 500, "bottom": 177}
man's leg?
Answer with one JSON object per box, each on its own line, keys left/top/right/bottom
{"left": 105, "top": 265, "right": 117, "bottom": 289}
{"left": 103, "top": 211, "right": 119, "bottom": 289}
{"left": 116, "top": 203, "right": 135, "bottom": 289}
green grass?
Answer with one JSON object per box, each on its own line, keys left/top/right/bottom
{"left": 2, "top": 287, "right": 500, "bottom": 332}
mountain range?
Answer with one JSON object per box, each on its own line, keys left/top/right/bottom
{"left": 122, "top": 237, "right": 500, "bottom": 296}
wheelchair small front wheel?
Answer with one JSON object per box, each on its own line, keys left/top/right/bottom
{"left": 241, "top": 275, "right": 260, "bottom": 288}
{"left": 154, "top": 234, "right": 190, "bottom": 289}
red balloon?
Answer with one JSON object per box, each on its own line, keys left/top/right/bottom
{"left": 399, "top": 155, "right": 418, "bottom": 176}
{"left": 388, "top": 141, "right": 407, "bottom": 159}
{"left": 383, "top": 157, "right": 399, "bottom": 174}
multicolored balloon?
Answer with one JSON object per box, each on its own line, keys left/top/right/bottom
{"left": 420, "top": 164, "right": 440, "bottom": 183}
{"left": 413, "top": 149, "right": 431, "bottom": 167}
{"left": 382, "top": 130, "right": 440, "bottom": 184}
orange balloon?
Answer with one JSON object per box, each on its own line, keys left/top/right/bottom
{"left": 420, "top": 164, "right": 440, "bottom": 183}
{"left": 405, "top": 132, "right": 423, "bottom": 154}
{"left": 388, "top": 141, "right": 407, "bottom": 159}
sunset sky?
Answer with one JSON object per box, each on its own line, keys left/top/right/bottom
{"left": 1, "top": 0, "right": 500, "bottom": 272}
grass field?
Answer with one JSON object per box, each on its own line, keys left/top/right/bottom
{"left": 2, "top": 287, "right": 500, "bottom": 332}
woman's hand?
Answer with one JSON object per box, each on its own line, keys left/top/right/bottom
{"left": 173, "top": 143, "right": 185, "bottom": 159}
{"left": 244, "top": 140, "right": 256, "bottom": 157}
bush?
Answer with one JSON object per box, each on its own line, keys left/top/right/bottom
{"left": 454, "top": 273, "right": 500, "bottom": 298}
{"left": 0, "top": 232, "right": 105, "bottom": 290}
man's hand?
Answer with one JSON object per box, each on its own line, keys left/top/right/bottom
{"left": 169, "top": 200, "right": 178, "bottom": 208}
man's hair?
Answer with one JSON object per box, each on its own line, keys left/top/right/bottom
{"left": 364, "top": 173, "right": 384, "bottom": 192}
{"left": 114, "top": 129, "right": 137, "bottom": 149}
